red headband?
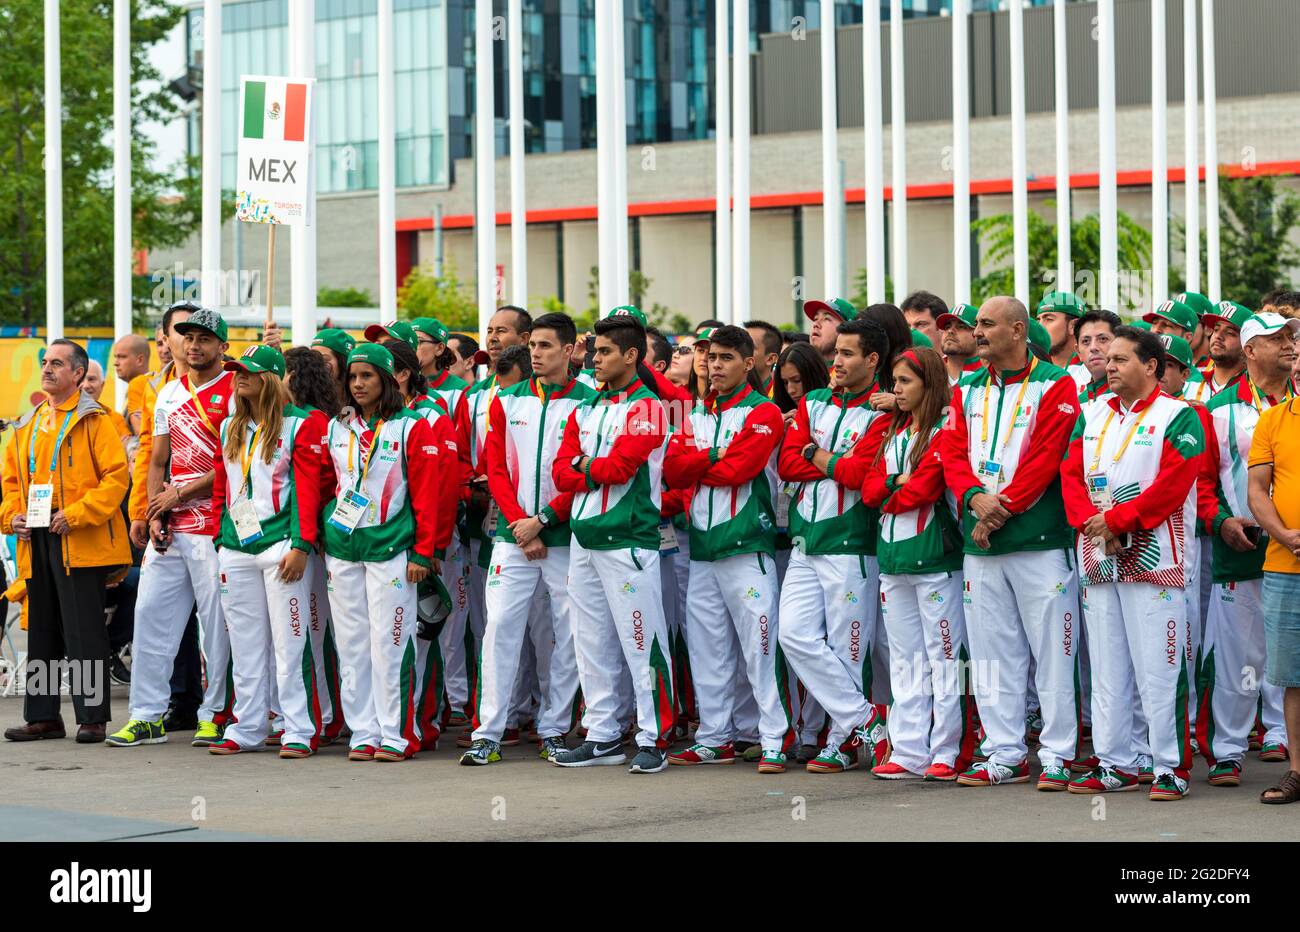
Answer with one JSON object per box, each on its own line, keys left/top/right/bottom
{"left": 900, "top": 349, "right": 923, "bottom": 371}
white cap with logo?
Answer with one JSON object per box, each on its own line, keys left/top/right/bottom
{"left": 1240, "top": 312, "right": 1300, "bottom": 346}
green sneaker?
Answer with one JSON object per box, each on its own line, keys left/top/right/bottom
{"left": 1207, "top": 760, "right": 1242, "bottom": 786}
{"left": 191, "top": 720, "right": 223, "bottom": 747}
{"left": 1036, "top": 763, "right": 1071, "bottom": 791}
{"left": 459, "top": 738, "right": 502, "bottom": 766}
{"left": 106, "top": 719, "right": 167, "bottom": 747}
{"left": 757, "top": 750, "right": 787, "bottom": 773}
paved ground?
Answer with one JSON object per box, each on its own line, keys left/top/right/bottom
{"left": 0, "top": 686, "right": 1295, "bottom": 841}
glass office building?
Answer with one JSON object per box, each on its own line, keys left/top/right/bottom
{"left": 185, "top": 0, "right": 1070, "bottom": 195}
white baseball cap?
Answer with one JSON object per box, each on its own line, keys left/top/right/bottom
{"left": 1240, "top": 312, "right": 1300, "bottom": 346}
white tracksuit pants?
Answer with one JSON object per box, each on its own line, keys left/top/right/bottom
{"left": 434, "top": 539, "right": 473, "bottom": 716}
{"left": 1197, "top": 579, "right": 1288, "bottom": 764}
{"left": 777, "top": 549, "right": 879, "bottom": 747}
{"left": 568, "top": 538, "right": 674, "bottom": 748}
{"left": 880, "top": 571, "right": 978, "bottom": 773}
{"left": 128, "top": 533, "right": 232, "bottom": 723}
{"left": 324, "top": 553, "right": 419, "bottom": 755}
{"left": 473, "top": 542, "right": 580, "bottom": 742}
{"left": 687, "top": 554, "right": 794, "bottom": 753}
{"left": 1184, "top": 538, "right": 1201, "bottom": 726}
{"left": 781, "top": 545, "right": 826, "bottom": 747}
{"left": 307, "top": 553, "right": 337, "bottom": 733}
{"left": 411, "top": 540, "right": 471, "bottom": 741}
{"left": 963, "top": 549, "right": 1082, "bottom": 770}
{"left": 218, "top": 542, "right": 319, "bottom": 749}
{"left": 1081, "top": 581, "right": 1193, "bottom": 778}
{"left": 506, "top": 598, "right": 545, "bottom": 730}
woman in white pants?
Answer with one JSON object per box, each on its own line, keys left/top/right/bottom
{"left": 208, "top": 345, "right": 328, "bottom": 759}
{"left": 320, "top": 343, "right": 446, "bottom": 762}
{"left": 849, "top": 347, "right": 978, "bottom": 780}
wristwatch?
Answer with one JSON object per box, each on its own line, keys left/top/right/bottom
{"left": 802, "top": 444, "right": 818, "bottom": 462}
{"left": 571, "top": 454, "right": 585, "bottom": 469}
{"left": 537, "top": 510, "right": 551, "bottom": 527}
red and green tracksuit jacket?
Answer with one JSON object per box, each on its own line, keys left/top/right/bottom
{"left": 845, "top": 415, "right": 963, "bottom": 577}
{"left": 941, "top": 357, "right": 1079, "bottom": 555}
{"left": 485, "top": 376, "right": 599, "bottom": 548}
{"left": 427, "top": 369, "right": 469, "bottom": 424}
{"left": 777, "top": 384, "right": 886, "bottom": 556}
{"left": 214, "top": 404, "right": 326, "bottom": 555}
{"left": 320, "top": 408, "right": 447, "bottom": 567}
{"left": 1061, "top": 387, "right": 1204, "bottom": 587}
{"left": 408, "top": 394, "right": 466, "bottom": 560}
{"left": 662, "top": 384, "right": 783, "bottom": 562}
{"left": 1197, "top": 378, "right": 1292, "bottom": 584}
{"left": 552, "top": 377, "right": 668, "bottom": 552}
{"left": 456, "top": 373, "right": 502, "bottom": 552}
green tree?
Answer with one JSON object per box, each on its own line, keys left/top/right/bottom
{"left": 583, "top": 266, "right": 683, "bottom": 332}
{"left": 848, "top": 268, "right": 894, "bottom": 311}
{"left": 971, "top": 204, "right": 1152, "bottom": 313}
{"left": 396, "top": 260, "right": 478, "bottom": 330}
{"left": 1171, "top": 174, "right": 1300, "bottom": 305}
{"left": 0, "top": 1, "right": 202, "bottom": 326}
{"left": 317, "top": 285, "right": 374, "bottom": 307}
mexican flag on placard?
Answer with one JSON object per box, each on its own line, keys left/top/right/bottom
{"left": 242, "top": 78, "right": 308, "bottom": 143}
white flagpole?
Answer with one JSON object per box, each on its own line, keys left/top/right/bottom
{"left": 1098, "top": 0, "right": 1118, "bottom": 311}
{"left": 952, "top": 0, "right": 970, "bottom": 302}
{"left": 289, "top": 0, "right": 317, "bottom": 344}
{"left": 889, "top": 0, "right": 907, "bottom": 304}
{"left": 1183, "top": 0, "right": 1200, "bottom": 293}
{"left": 862, "top": 0, "right": 884, "bottom": 305}
{"left": 1010, "top": 0, "right": 1028, "bottom": 306}
{"left": 1151, "top": 0, "right": 1168, "bottom": 302}
{"left": 732, "top": 0, "right": 749, "bottom": 324}
{"left": 378, "top": 0, "right": 397, "bottom": 320}
{"left": 508, "top": 0, "right": 527, "bottom": 308}
{"left": 1201, "top": 0, "right": 1220, "bottom": 301}
{"left": 473, "top": 0, "right": 495, "bottom": 333}
{"left": 715, "top": 0, "right": 731, "bottom": 323}
{"left": 613, "top": 0, "right": 629, "bottom": 308}
{"left": 821, "top": 0, "right": 842, "bottom": 299}
{"left": 113, "top": 0, "right": 130, "bottom": 405}
{"left": 201, "top": 0, "right": 221, "bottom": 312}
{"left": 1053, "top": 0, "right": 1071, "bottom": 294}
{"left": 595, "top": 0, "right": 616, "bottom": 314}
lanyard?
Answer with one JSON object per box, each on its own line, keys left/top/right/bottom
{"left": 980, "top": 358, "right": 1037, "bottom": 456}
{"left": 238, "top": 425, "right": 263, "bottom": 498}
{"left": 28, "top": 407, "right": 75, "bottom": 480}
{"left": 347, "top": 418, "right": 386, "bottom": 489}
{"left": 1088, "top": 400, "right": 1155, "bottom": 474}
{"left": 1248, "top": 379, "right": 1293, "bottom": 414}
{"left": 185, "top": 375, "right": 221, "bottom": 439}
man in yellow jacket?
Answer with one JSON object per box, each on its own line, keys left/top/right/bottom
{"left": 0, "top": 339, "right": 131, "bottom": 743}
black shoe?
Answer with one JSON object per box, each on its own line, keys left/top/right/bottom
{"left": 162, "top": 706, "right": 199, "bottom": 732}
{"left": 733, "top": 739, "right": 758, "bottom": 756}
{"left": 629, "top": 745, "right": 668, "bottom": 774}
{"left": 108, "top": 651, "right": 131, "bottom": 686}
{"left": 552, "top": 739, "right": 627, "bottom": 768}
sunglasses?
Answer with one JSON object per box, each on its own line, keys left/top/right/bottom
{"left": 673, "top": 345, "right": 694, "bottom": 356}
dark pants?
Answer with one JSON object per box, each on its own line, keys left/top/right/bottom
{"left": 24, "top": 529, "right": 110, "bottom": 725}
{"left": 169, "top": 608, "right": 202, "bottom": 714}
{"left": 106, "top": 567, "right": 138, "bottom": 651}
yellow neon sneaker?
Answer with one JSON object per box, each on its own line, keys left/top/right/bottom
{"left": 191, "top": 720, "right": 224, "bottom": 747}
{"left": 106, "top": 719, "right": 167, "bottom": 747}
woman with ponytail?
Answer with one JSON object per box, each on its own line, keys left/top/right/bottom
{"left": 836, "top": 346, "right": 977, "bottom": 781}
{"left": 207, "top": 345, "right": 328, "bottom": 759}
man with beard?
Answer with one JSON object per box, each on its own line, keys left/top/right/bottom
{"left": 1034, "top": 291, "right": 1087, "bottom": 377}
{"left": 935, "top": 303, "right": 985, "bottom": 387}
{"left": 1196, "top": 302, "right": 1252, "bottom": 398}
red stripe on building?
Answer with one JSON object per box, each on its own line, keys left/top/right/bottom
{"left": 396, "top": 159, "right": 1300, "bottom": 232}
{"left": 284, "top": 83, "right": 307, "bottom": 143}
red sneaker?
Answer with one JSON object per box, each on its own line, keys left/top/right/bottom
{"left": 208, "top": 739, "right": 244, "bottom": 756}
{"left": 668, "top": 743, "right": 736, "bottom": 766}
{"left": 923, "top": 762, "right": 960, "bottom": 782}
{"left": 1069, "top": 755, "right": 1100, "bottom": 774}
{"left": 348, "top": 744, "right": 377, "bottom": 761}
{"left": 871, "top": 761, "right": 920, "bottom": 780}
{"left": 501, "top": 728, "right": 521, "bottom": 747}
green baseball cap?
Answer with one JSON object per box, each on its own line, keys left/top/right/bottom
{"left": 1143, "top": 299, "right": 1198, "bottom": 334}
{"left": 312, "top": 328, "right": 356, "bottom": 357}
{"left": 607, "top": 305, "right": 648, "bottom": 327}
{"left": 224, "top": 344, "right": 286, "bottom": 378}
{"left": 1131, "top": 319, "right": 1153, "bottom": 331}
{"left": 411, "top": 317, "right": 451, "bottom": 345}
{"left": 911, "top": 329, "right": 933, "bottom": 348}
{"left": 936, "top": 302, "right": 978, "bottom": 330}
{"left": 1035, "top": 291, "right": 1088, "bottom": 320}
{"left": 695, "top": 326, "right": 718, "bottom": 344}
{"left": 173, "top": 307, "right": 228, "bottom": 342}
{"left": 364, "top": 320, "right": 418, "bottom": 349}
{"left": 1175, "top": 291, "right": 1216, "bottom": 319}
{"left": 1200, "top": 300, "right": 1255, "bottom": 333}
{"left": 1028, "top": 319, "right": 1052, "bottom": 356}
{"left": 1157, "top": 333, "right": 1194, "bottom": 371}
{"left": 803, "top": 297, "right": 856, "bottom": 324}
{"left": 347, "top": 342, "right": 395, "bottom": 377}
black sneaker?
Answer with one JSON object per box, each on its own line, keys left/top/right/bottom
{"left": 733, "top": 739, "right": 758, "bottom": 756}
{"left": 162, "top": 706, "right": 198, "bottom": 732}
{"left": 629, "top": 745, "right": 668, "bottom": 774}
{"left": 552, "top": 739, "right": 627, "bottom": 768}
{"left": 108, "top": 651, "right": 131, "bottom": 686}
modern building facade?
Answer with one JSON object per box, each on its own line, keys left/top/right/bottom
{"left": 154, "top": 0, "right": 1300, "bottom": 330}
